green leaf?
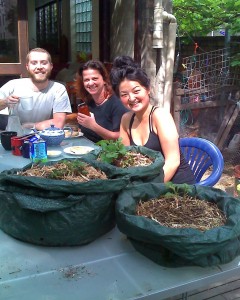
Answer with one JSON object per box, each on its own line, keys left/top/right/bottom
{"left": 97, "top": 138, "right": 127, "bottom": 164}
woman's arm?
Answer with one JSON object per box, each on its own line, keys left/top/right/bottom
{"left": 119, "top": 112, "right": 132, "bottom": 145}
{"left": 77, "top": 113, "right": 120, "bottom": 140}
{"left": 153, "top": 108, "right": 180, "bottom": 182}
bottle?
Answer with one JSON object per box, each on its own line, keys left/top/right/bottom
{"left": 77, "top": 102, "right": 90, "bottom": 116}
{"left": 6, "top": 104, "right": 24, "bottom": 136}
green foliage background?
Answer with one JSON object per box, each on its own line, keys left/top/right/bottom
{"left": 173, "top": 0, "right": 240, "bottom": 37}
{"left": 173, "top": 0, "right": 240, "bottom": 65}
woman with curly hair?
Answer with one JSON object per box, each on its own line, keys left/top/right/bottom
{"left": 76, "top": 60, "right": 128, "bottom": 143}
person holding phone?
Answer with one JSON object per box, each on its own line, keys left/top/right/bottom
{"left": 76, "top": 60, "right": 128, "bottom": 143}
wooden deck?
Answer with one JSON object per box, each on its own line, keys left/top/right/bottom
{"left": 165, "top": 161, "right": 239, "bottom": 300}
{"left": 164, "top": 274, "right": 240, "bottom": 299}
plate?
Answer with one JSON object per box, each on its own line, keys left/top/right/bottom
{"left": 47, "top": 150, "right": 62, "bottom": 158}
{"left": 63, "top": 146, "right": 94, "bottom": 155}
{"left": 64, "top": 132, "right": 84, "bottom": 139}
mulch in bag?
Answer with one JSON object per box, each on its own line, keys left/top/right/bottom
{"left": 85, "top": 145, "right": 165, "bottom": 182}
{"left": 115, "top": 182, "right": 240, "bottom": 267}
{"left": 0, "top": 158, "right": 129, "bottom": 246}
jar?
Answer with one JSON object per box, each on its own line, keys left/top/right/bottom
{"left": 6, "top": 104, "right": 24, "bottom": 136}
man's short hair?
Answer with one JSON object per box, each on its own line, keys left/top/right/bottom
{"left": 26, "top": 48, "right": 52, "bottom": 64}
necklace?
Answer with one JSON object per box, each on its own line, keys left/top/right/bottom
{"left": 95, "top": 97, "right": 107, "bottom": 106}
{"left": 94, "top": 89, "right": 110, "bottom": 106}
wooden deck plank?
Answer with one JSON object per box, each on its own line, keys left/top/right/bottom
{"left": 164, "top": 275, "right": 240, "bottom": 300}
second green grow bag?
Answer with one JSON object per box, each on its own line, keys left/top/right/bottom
{"left": 116, "top": 183, "right": 240, "bottom": 267}
{"left": 85, "top": 145, "right": 165, "bottom": 182}
{"left": 0, "top": 158, "right": 129, "bottom": 246}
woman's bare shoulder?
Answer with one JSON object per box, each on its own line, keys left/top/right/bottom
{"left": 122, "top": 111, "right": 134, "bottom": 121}
{"left": 153, "top": 106, "right": 172, "bottom": 117}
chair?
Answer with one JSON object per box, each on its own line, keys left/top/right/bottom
{"left": 66, "top": 81, "right": 78, "bottom": 112}
{"left": 179, "top": 137, "right": 224, "bottom": 186}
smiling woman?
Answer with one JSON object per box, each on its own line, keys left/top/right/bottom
{"left": 75, "top": 60, "right": 128, "bottom": 143}
{"left": 110, "top": 56, "right": 196, "bottom": 185}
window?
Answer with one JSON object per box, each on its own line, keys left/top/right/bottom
{"left": 36, "top": 1, "right": 61, "bottom": 54}
{"left": 75, "top": 0, "right": 92, "bottom": 54}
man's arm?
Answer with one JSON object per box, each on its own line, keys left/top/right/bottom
{"left": 0, "top": 98, "right": 8, "bottom": 111}
{"left": 23, "top": 112, "right": 67, "bottom": 131}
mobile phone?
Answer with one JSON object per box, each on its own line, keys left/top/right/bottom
{"left": 77, "top": 103, "right": 90, "bottom": 116}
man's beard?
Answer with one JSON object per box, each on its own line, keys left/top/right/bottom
{"left": 28, "top": 70, "right": 51, "bottom": 83}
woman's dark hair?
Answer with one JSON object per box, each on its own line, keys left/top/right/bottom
{"left": 110, "top": 56, "right": 150, "bottom": 97}
{"left": 76, "top": 60, "right": 113, "bottom": 101}
{"left": 112, "top": 55, "right": 139, "bottom": 69}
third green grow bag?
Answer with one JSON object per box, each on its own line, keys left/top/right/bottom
{"left": 116, "top": 182, "right": 240, "bottom": 267}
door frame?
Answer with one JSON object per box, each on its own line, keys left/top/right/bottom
{"left": 0, "top": 0, "right": 29, "bottom": 78}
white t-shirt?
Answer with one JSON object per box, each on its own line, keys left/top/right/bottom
{"left": 0, "top": 78, "right": 72, "bottom": 123}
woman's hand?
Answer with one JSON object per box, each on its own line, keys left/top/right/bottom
{"left": 77, "top": 112, "right": 120, "bottom": 140}
{"left": 77, "top": 112, "right": 95, "bottom": 129}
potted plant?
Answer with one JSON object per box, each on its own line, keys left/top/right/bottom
{"left": 115, "top": 182, "right": 240, "bottom": 267}
{"left": 86, "top": 138, "right": 165, "bottom": 182}
{"left": 0, "top": 158, "right": 129, "bottom": 246}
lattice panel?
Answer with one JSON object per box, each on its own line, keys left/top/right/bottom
{"left": 180, "top": 48, "right": 239, "bottom": 104}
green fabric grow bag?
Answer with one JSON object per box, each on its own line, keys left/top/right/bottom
{"left": 115, "top": 183, "right": 240, "bottom": 267}
{"left": 0, "top": 158, "right": 129, "bottom": 246}
{"left": 85, "top": 145, "right": 165, "bottom": 182}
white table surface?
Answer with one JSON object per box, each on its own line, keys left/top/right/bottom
{"left": 1, "top": 136, "right": 240, "bottom": 300}
{"left": 1, "top": 226, "right": 240, "bottom": 300}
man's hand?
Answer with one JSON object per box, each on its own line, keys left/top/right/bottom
{"left": 6, "top": 95, "right": 20, "bottom": 106}
{"left": 22, "top": 122, "right": 35, "bottom": 129}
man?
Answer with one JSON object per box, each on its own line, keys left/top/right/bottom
{"left": 0, "top": 48, "right": 72, "bottom": 130}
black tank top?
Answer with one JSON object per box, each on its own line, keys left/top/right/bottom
{"left": 129, "top": 106, "right": 161, "bottom": 151}
{"left": 129, "top": 106, "right": 196, "bottom": 184}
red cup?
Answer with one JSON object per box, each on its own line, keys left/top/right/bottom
{"left": 11, "top": 136, "right": 23, "bottom": 156}
{"left": 11, "top": 134, "right": 35, "bottom": 156}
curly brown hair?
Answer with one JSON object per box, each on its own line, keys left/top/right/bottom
{"left": 76, "top": 60, "right": 113, "bottom": 102}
